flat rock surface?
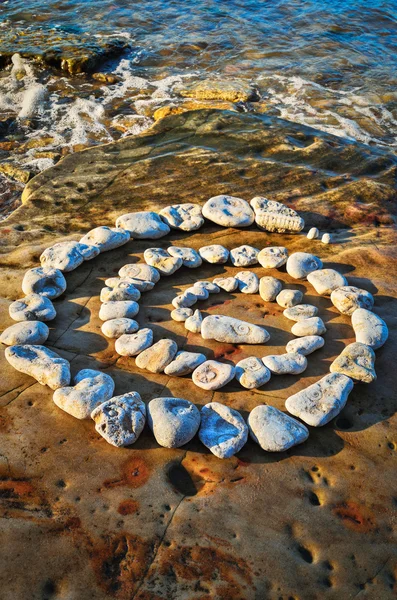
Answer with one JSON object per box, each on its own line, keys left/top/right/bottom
{"left": 0, "top": 109, "right": 396, "bottom": 599}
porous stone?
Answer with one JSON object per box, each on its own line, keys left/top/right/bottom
{"left": 192, "top": 361, "right": 235, "bottom": 391}
{"left": 202, "top": 195, "right": 254, "bottom": 228}
{"left": 100, "top": 283, "right": 141, "bottom": 302}
{"left": 286, "top": 372, "right": 354, "bottom": 426}
{"left": 115, "top": 328, "right": 153, "bottom": 356}
{"left": 283, "top": 304, "right": 318, "bottom": 321}
{"left": 171, "top": 307, "right": 193, "bottom": 322}
{"left": 99, "top": 301, "right": 139, "bottom": 321}
{"left": 116, "top": 211, "right": 170, "bottom": 239}
{"left": 164, "top": 351, "right": 207, "bottom": 376}
{"left": 230, "top": 245, "right": 259, "bottom": 267}
{"left": 286, "top": 252, "right": 323, "bottom": 280}
{"left": 286, "top": 335, "right": 325, "bottom": 355}
{"left": 53, "top": 369, "right": 115, "bottom": 419}
{"left": 351, "top": 309, "right": 388, "bottom": 350}
{"left": 5, "top": 345, "right": 70, "bottom": 390}
{"left": 22, "top": 267, "right": 66, "bottom": 299}
{"left": 40, "top": 241, "right": 99, "bottom": 272}
{"left": 236, "top": 271, "right": 259, "bottom": 294}
{"left": 212, "top": 276, "right": 238, "bottom": 292}
{"left": 330, "top": 342, "right": 376, "bottom": 383}
{"left": 199, "top": 245, "right": 229, "bottom": 264}
{"left": 248, "top": 405, "right": 309, "bottom": 452}
{"left": 291, "top": 317, "right": 326, "bottom": 337}
{"left": 172, "top": 291, "right": 197, "bottom": 309}
{"left": 250, "top": 197, "right": 304, "bottom": 233}
{"left": 194, "top": 281, "right": 220, "bottom": 294}
{"left": 257, "top": 246, "right": 288, "bottom": 269}
{"left": 185, "top": 285, "right": 209, "bottom": 300}
{"left": 144, "top": 248, "right": 182, "bottom": 276}
{"left": 91, "top": 392, "right": 146, "bottom": 447}
{"left": 330, "top": 286, "right": 374, "bottom": 316}
{"left": 185, "top": 309, "right": 203, "bottom": 333}
{"left": 80, "top": 226, "right": 130, "bottom": 252}
{"left": 262, "top": 352, "right": 307, "bottom": 375}
{"left": 167, "top": 246, "right": 202, "bottom": 268}
{"left": 307, "top": 227, "right": 320, "bottom": 240}
{"left": 105, "top": 276, "right": 154, "bottom": 293}
{"left": 307, "top": 269, "right": 348, "bottom": 295}
{"left": 1, "top": 321, "right": 49, "bottom": 346}
{"left": 159, "top": 203, "right": 204, "bottom": 231}
{"left": 198, "top": 402, "right": 248, "bottom": 458}
{"left": 259, "top": 276, "right": 282, "bottom": 302}
{"left": 235, "top": 357, "right": 271, "bottom": 389}
{"left": 147, "top": 397, "right": 200, "bottom": 448}
{"left": 9, "top": 294, "right": 56, "bottom": 322}
{"left": 322, "top": 233, "right": 332, "bottom": 244}
{"left": 118, "top": 263, "right": 160, "bottom": 284}
{"left": 201, "top": 315, "right": 270, "bottom": 344}
{"left": 276, "top": 289, "right": 303, "bottom": 308}
{"left": 101, "top": 318, "right": 139, "bottom": 338}
{"left": 135, "top": 339, "right": 178, "bottom": 373}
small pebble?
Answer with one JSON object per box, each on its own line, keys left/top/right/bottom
{"left": 135, "top": 339, "right": 178, "bottom": 373}
{"left": 259, "top": 276, "right": 282, "bottom": 302}
{"left": 286, "top": 335, "right": 325, "bottom": 355}
{"left": 307, "top": 227, "right": 319, "bottom": 240}
{"left": 192, "top": 360, "right": 235, "bottom": 390}
{"left": 116, "top": 211, "right": 170, "bottom": 239}
{"left": 321, "top": 233, "right": 332, "bottom": 244}
{"left": 91, "top": 392, "right": 146, "bottom": 447}
{"left": 276, "top": 289, "right": 303, "bottom": 308}
{"left": 148, "top": 397, "right": 200, "bottom": 448}
{"left": 101, "top": 318, "right": 139, "bottom": 338}
{"left": 171, "top": 307, "right": 193, "bottom": 322}
{"left": 262, "top": 352, "right": 307, "bottom": 375}
{"left": 115, "top": 328, "right": 153, "bottom": 356}
{"left": 248, "top": 405, "right": 309, "bottom": 452}
{"left": 99, "top": 301, "right": 139, "bottom": 321}
{"left": 199, "top": 402, "right": 248, "bottom": 458}
{"left": 199, "top": 245, "right": 229, "bottom": 264}
{"left": 291, "top": 317, "right": 326, "bottom": 337}
{"left": 235, "top": 357, "right": 271, "bottom": 389}
{"left": 257, "top": 246, "right": 288, "bottom": 268}
{"left": 236, "top": 271, "right": 259, "bottom": 294}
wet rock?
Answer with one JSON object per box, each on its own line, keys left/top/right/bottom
{"left": 168, "top": 246, "right": 202, "bottom": 268}
{"left": 118, "top": 263, "right": 160, "bottom": 284}
{"left": 171, "top": 307, "right": 193, "bottom": 322}
{"left": 257, "top": 246, "right": 288, "bottom": 268}
{"left": 283, "top": 304, "right": 318, "bottom": 321}
{"left": 248, "top": 405, "right": 309, "bottom": 452}
{"left": 199, "top": 244, "right": 229, "bottom": 264}
{"left": 213, "top": 276, "right": 238, "bottom": 292}
{"left": 235, "top": 357, "right": 271, "bottom": 389}
{"left": 147, "top": 397, "right": 200, "bottom": 448}
{"left": 164, "top": 351, "right": 207, "bottom": 376}
{"left": 100, "top": 283, "right": 141, "bottom": 302}
{"left": 172, "top": 291, "right": 197, "bottom": 309}
{"left": 53, "top": 369, "right": 115, "bottom": 419}
{"left": 236, "top": 271, "right": 259, "bottom": 294}
{"left": 91, "top": 392, "right": 146, "bottom": 447}
{"left": 185, "top": 309, "right": 203, "bottom": 333}
{"left": 250, "top": 197, "right": 304, "bottom": 233}
{"left": 230, "top": 245, "right": 259, "bottom": 267}
{"left": 9, "top": 293, "right": 56, "bottom": 322}
{"left": 262, "top": 352, "right": 307, "bottom": 375}
{"left": 135, "top": 339, "right": 178, "bottom": 373}
{"left": 307, "top": 227, "right": 320, "bottom": 240}
{"left": 286, "top": 252, "right": 323, "bottom": 280}
{"left": 40, "top": 241, "right": 99, "bottom": 272}
{"left": 331, "top": 286, "right": 374, "bottom": 316}
{"left": 286, "top": 372, "right": 354, "bottom": 426}
{"left": 351, "top": 309, "right": 388, "bottom": 350}
{"left": 116, "top": 211, "right": 170, "bottom": 239}
{"left": 115, "top": 328, "right": 153, "bottom": 356}
{"left": 192, "top": 360, "right": 235, "bottom": 390}
{"left": 259, "top": 276, "right": 282, "bottom": 302}
{"left": 202, "top": 195, "right": 254, "bottom": 227}
{"left": 144, "top": 248, "right": 182, "bottom": 276}
{"left": 99, "top": 300, "right": 139, "bottom": 321}
{"left": 307, "top": 269, "right": 348, "bottom": 295}
{"left": 101, "top": 318, "right": 139, "bottom": 338}
{"left": 159, "top": 203, "right": 204, "bottom": 231}
{"left": 79, "top": 226, "right": 130, "bottom": 252}
{"left": 330, "top": 342, "right": 376, "bottom": 383}
{"left": 5, "top": 345, "right": 70, "bottom": 390}
{"left": 179, "top": 80, "right": 259, "bottom": 102}
{"left": 1, "top": 321, "right": 49, "bottom": 346}
{"left": 286, "top": 335, "right": 325, "bottom": 355}
{"left": 201, "top": 315, "right": 270, "bottom": 344}
{"left": 198, "top": 402, "right": 248, "bottom": 458}
{"left": 291, "top": 317, "right": 326, "bottom": 336}
{"left": 276, "top": 289, "right": 303, "bottom": 308}
{"left": 22, "top": 267, "right": 66, "bottom": 299}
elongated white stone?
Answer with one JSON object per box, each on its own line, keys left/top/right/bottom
{"left": 257, "top": 246, "right": 288, "bottom": 269}
{"left": 194, "top": 281, "right": 220, "bottom": 294}
{"left": 199, "top": 402, "right": 248, "bottom": 458}
{"left": 262, "top": 352, "right": 307, "bottom": 375}
{"left": 172, "top": 291, "right": 197, "bottom": 309}
{"left": 148, "top": 397, "right": 200, "bottom": 448}
{"left": 40, "top": 241, "right": 99, "bottom": 272}
{"left": 91, "top": 392, "right": 146, "bottom": 447}
{"left": 230, "top": 245, "right": 259, "bottom": 267}
{"left": 351, "top": 309, "right": 388, "bottom": 350}
{"left": 80, "top": 226, "right": 130, "bottom": 252}
{"left": 53, "top": 369, "right": 115, "bottom": 419}
{"left": 1, "top": 321, "right": 49, "bottom": 346}
{"left": 330, "top": 286, "right": 374, "bottom": 316}
{"left": 100, "top": 283, "right": 140, "bottom": 302}
{"left": 167, "top": 246, "right": 202, "bottom": 268}
{"left": 259, "top": 276, "right": 282, "bottom": 302}
{"left": 116, "top": 211, "right": 170, "bottom": 239}
{"left": 159, "top": 203, "right": 204, "bottom": 231}
{"left": 235, "top": 357, "right": 271, "bottom": 389}
{"left": 286, "top": 335, "right": 325, "bottom": 355}
{"left": 307, "top": 227, "right": 319, "bottom": 240}
{"left": 144, "top": 248, "right": 182, "bottom": 275}
{"left": 307, "top": 269, "right": 348, "bottom": 296}
{"left": 5, "top": 345, "right": 70, "bottom": 390}
{"left": 99, "top": 301, "right": 139, "bottom": 321}
{"left": 199, "top": 245, "right": 229, "bottom": 264}
{"left": 185, "top": 309, "right": 203, "bottom": 333}
{"left": 22, "top": 267, "right": 66, "bottom": 299}
{"left": 250, "top": 197, "right": 304, "bottom": 233}
{"left": 330, "top": 342, "right": 376, "bottom": 383}
{"left": 276, "top": 289, "right": 303, "bottom": 308}
{"left": 248, "top": 405, "right": 309, "bottom": 452}
{"left": 212, "top": 276, "right": 238, "bottom": 292}
{"left": 9, "top": 294, "right": 56, "bottom": 322}
{"left": 236, "top": 271, "right": 259, "bottom": 294}
{"left": 118, "top": 264, "right": 160, "bottom": 283}
{"left": 135, "top": 339, "right": 178, "bottom": 373}
{"left": 201, "top": 315, "right": 270, "bottom": 344}
{"left": 115, "top": 328, "right": 153, "bottom": 356}
{"left": 202, "top": 195, "right": 254, "bottom": 227}
{"left": 192, "top": 361, "right": 235, "bottom": 391}
{"left": 164, "top": 351, "right": 207, "bottom": 376}
{"left": 185, "top": 285, "right": 209, "bottom": 300}
{"left": 101, "top": 318, "right": 139, "bottom": 338}
{"left": 291, "top": 317, "right": 326, "bottom": 337}
{"left": 283, "top": 304, "right": 318, "bottom": 322}
{"left": 286, "top": 252, "right": 322, "bottom": 280}
{"left": 105, "top": 276, "right": 154, "bottom": 293}
{"left": 171, "top": 307, "right": 193, "bottom": 322}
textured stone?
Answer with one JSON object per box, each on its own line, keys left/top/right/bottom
{"left": 291, "top": 317, "right": 326, "bottom": 337}
{"left": 100, "top": 283, "right": 140, "bottom": 302}
{"left": 257, "top": 246, "right": 288, "bottom": 269}
{"left": 202, "top": 195, "right": 254, "bottom": 227}
{"left": 159, "top": 203, "right": 204, "bottom": 231}
{"left": 53, "top": 369, "right": 115, "bottom": 420}
{"left": 286, "top": 335, "right": 325, "bottom": 355}
{"left": 199, "top": 402, "right": 248, "bottom": 458}
{"left": 101, "top": 318, "right": 139, "bottom": 338}
{"left": 40, "top": 241, "right": 99, "bottom": 272}
{"left": 99, "top": 300, "right": 139, "bottom": 321}
{"left": 79, "top": 226, "right": 130, "bottom": 252}
{"left": 307, "top": 269, "right": 348, "bottom": 295}
{"left": 199, "top": 245, "right": 229, "bottom": 264}
{"left": 286, "top": 252, "right": 323, "bottom": 280}
{"left": 262, "top": 352, "right": 307, "bottom": 375}
{"left": 331, "top": 286, "right": 374, "bottom": 316}
{"left": 147, "top": 397, "right": 200, "bottom": 448}
{"left": 167, "top": 246, "right": 202, "bottom": 268}
{"left": 307, "top": 227, "right": 320, "bottom": 240}
{"left": 118, "top": 263, "right": 160, "bottom": 284}
{"left": 5, "top": 344, "right": 70, "bottom": 390}
{"left": 22, "top": 267, "right": 66, "bottom": 299}
{"left": 250, "top": 197, "right": 304, "bottom": 233}
{"left": 276, "top": 289, "right": 303, "bottom": 308}
{"left": 171, "top": 307, "right": 193, "bottom": 322}
{"left": 283, "top": 304, "right": 318, "bottom": 322}
{"left": 9, "top": 294, "right": 56, "bottom": 322}
{"left": 185, "top": 285, "right": 209, "bottom": 300}
{"left": 259, "top": 276, "right": 282, "bottom": 302}
{"left": 212, "top": 276, "right": 238, "bottom": 292}
{"left": 0, "top": 321, "right": 49, "bottom": 346}
{"left": 201, "top": 315, "right": 270, "bottom": 344}
{"left": 91, "top": 392, "right": 146, "bottom": 447}
{"left": 230, "top": 245, "right": 259, "bottom": 267}
{"left": 172, "top": 291, "right": 197, "bottom": 309}
{"left": 184, "top": 309, "right": 203, "bottom": 333}
{"left": 135, "top": 339, "right": 178, "bottom": 373}
{"left": 105, "top": 276, "right": 154, "bottom": 293}
{"left": 144, "top": 248, "right": 182, "bottom": 276}
{"left": 351, "top": 309, "right": 388, "bottom": 350}
{"left": 164, "top": 351, "right": 207, "bottom": 376}
{"left": 235, "top": 357, "right": 271, "bottom": 389}
{"left": 192, "top": 360, "right": 235, "bottom": 390}
{"left": 194, "top": 280, "right": 220, "bottom": 294}
{"left": 330, "top": 342, "right": 376, "bottom": 383}
{"left": 248, "top": 405, "right": 309, "bottom": 452}
{"left": 115, "top": 328, "right": 153, "bottom": 356}
{"left": 116, "top": 211, "right": 170, "bottom": 239}
{"left": 236, "top": 271, "right": 259, "bottom": 294}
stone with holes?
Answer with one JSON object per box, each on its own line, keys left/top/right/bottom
{"left": 172, "top": 291, "right": 197, "bottom": 309}
{"left": 100, "top": 283, "right": 141, "bottom": 302}
{"left": 159, "top": 203, "right": 204, "bottom": 231}
{"left": 171, "top": 307, "right": 193, "bottom": 322}
{"left": 91, "top": 392, "right": 146, "bottom": 447}
{"left": 250, "top": 197, "right": 304, "bottom": 233}
{"left": 230, "top": 245, "right": 259, "bottom": 267}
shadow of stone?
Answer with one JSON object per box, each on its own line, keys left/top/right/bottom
{"left": 322, "top": 260, "right": 356, "bottom": 274}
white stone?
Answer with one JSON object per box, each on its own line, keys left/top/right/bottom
{"left": 185, "top": 285, "right": 209, "bottom": 300}
{"left": 9, "top": 294, "right": 56, "bottom": 322}
{"left": 53, "top": 369, "right": 115, "bottom": 420}
{"left": 5, "top": 345, "right": 70, "bottom": 390}
{"left": 194, "top": 281, "right": 220, "bottom": 294}
{"left": 202, "top": 195, "right": 254, "bottom": 228}
{"left": 257, "top": 246, "right": 288, "bottom": 269}
{"left": 230, "top": 245, "right": 259, "bottom": 267}
{"left": 236, "top": 271, "right": 259, "bottom": 294}
{"left": 185, "top": 309, "right": 203, "bottom": 333}
{"left": 286, "top": 335, "right": 325, "bottom": 355}
{"left": 286, "top": 252, "right": 322, "bottom": 280}
{"left": 286, "top": 373, "right": 354, "bottom": 426}
{"left": 118, "top": 263, "right": 160, "bottom": 283}
{"left": 307, "top": 269, "right": 348, "bottom": 296}
{"left": 201, "top": 315, "right": 270, "bottom": 344}
{"left": 307, "top": 227, "right": 319, "bottom": 240}
{"left": 1, "top": 321, "right": 49, "bottom": 346}
{"left": 235, "top": 357, "right": 271, "bottom": 389}
{"left": 262, "top": 352, "right": 307, "bottom": 375}
{"left": 105, "top": 276, "right": 154, "bottom": 293}
{"left": 171, "top": 307, "right": 193, "bottom": 322}
{"left": 101, "top": 318, "right": 139, "bottom": 338}
{"left": 91, "top": 392, "right": 146, "bottom": 447}
{"left": 168, "top": 246, "right": 202, "bottom": 268}
{"left": 159, "top": 203, "right": 204, "bottom": 231}
{"left": 259, "top": 276, "right": 282, "bottom": 302}
{"left": 351, "top": 308, "right": 388, "bottom": 350}
{"left": 115, "top": 328, "right": 153, "bottom": 356}
{"left": 116, "top": 211, "right": 170, "bottom": 239}
{"left": 164, "top": 351, "right": 207, "bottom": 376}
{"left": 172, "top": 291, "right": 197, "bottom": 309}
{"left": 148, "top": 397, "right": 200, "bottom": 448}
{"left": 212, "top": 276, "right": 238, "bottom": 292}
{"left": 330, "top": 342, "right": 376, "bottom": 383}
{"left": 283, "top": 304, "right": 318, "bottom": 321}
{"left": 250, "top": 197, "right": 304, "bottom": 233}
{"left": 330, "top": 286, "right": 374, "bottom": 316}
{"left": 199, "top": 402, "right": 248, "bottom": 458}
{"left": 248, "top": 405, "right": 309, "bottom": 452}
{"left": 291, "top": 317, "right": 326, "bottom": 337}
{"left": 322, "top": 233, "right": 332, "bottom": 244}
{"left": 276, "top": 289, "right": 303, "bottom": 308}
{"left": 135, "top": 339, "right": 178, "bottom": 373}
{"left": 100, "top": 283, "right": 140, "bottom": 302}
{"left": 80, "top": 226, "right": 130, "bottom": 252}
{"left": 192, "top": 361, "right": 235, "bottom": 391}
{"left": 144, "top": 248, "right": 182, "bottom": 276}
{"left": 99, "top": 301, "right": 139, "bottom": 321}
{"left": 40, "top": 241, "right": 99, "bottom": 272}
{"left": 199, "top": 245, "right": 229, "bottom": 264}
{"left": 22, "top": 267, "right": 66, "bottom": 299}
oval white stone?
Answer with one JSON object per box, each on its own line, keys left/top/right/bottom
{"left": 307, "top": 227, "right": 319, "bottom": 240}
{"left": 262, "top": 352, "right": 307, "bottom": 375}
{"left": 80, "top": 226, "right": 130, "bottom": 252}
{"left": 99, "top": 301, "right": 139, "bottom": 321}
{"left": 259, "top": 276, "right": 282, "bottom": 302}
{"left": 40, "top": 241, "right": 99, "bottom": 272}
{"left": 1, "top": 321, "right": 49, "bottom": 346}
{"left": 171, "top": 307, "right": 193, "bottom": 322}
{"left": 135, "top": 339, "right": 178, "bottom": 373}
{"left": 230, "top": 245, "right": 259, "bottom": 267}
{"left": 144, "top": 248, "right": 182, "bottom": 276}
{"left": 286, "top": 252, "right": 322, "bottom": 280}
{"left": 100, "top": 284, "right": 140, "bottom": 302}
{"left": 148, "top": 397, "right": 200, "bottom": 448}
{"left": 283, "top": 304, "right": 318, "bottom": 322}
{"left": 307, "top": 269, "right": 348, "bottom": 296}
{"left": 291, "top": 317, "right": 326, "bottom": 336}
{"left": 276, "top": 289, "right": 303, "bottom": 308}
{"left": 159, "top": 203, "right": 204, "bottom": 231}
{"left": 286, "top": 335, "right": 325, "bottom": 355}
{"left": 212, "top": 276, "right": 238, "bottom": 292}
{"left": 101, "top": 318, "right": 139, "bottom": 338}
{"left": 330, "top": 286, "right": 374, "bottom": 316}
{"left": 199, "top": 402, "right": 248, "bottom": 458}
{"left": 185, "top": 309, "right": 203, "bottom": 333}
{"left": 351, "top": 308, "right": 388, "bottom": 350}
{"left": 257, "top": 246, "right": 288, "bottom": 269}
{"left": 116, "top": 211, "right": 170, "bottom": 239}
{"left": 192, "top": 360, "right": 235, "bottom": 390}
{"left": 118, "top": 263, "right": 160, "bottom": 283}
{"left": 167, "top": 246, "right": 202, "bottom": 268}
{"left": 202, "top": 195, "right": 254, "bottom": 228}
{"left": 199, "top": 245, "right": 229, "bottom": 264}
{"left": 201, "top": 315, "right": 270, "bottom": 344}
{"left": 236, "top": 271, "right": 259, "bottom": 294}
{"left": 115, "top": 328, "right": 153, "bottom": 356}
{"left": 9, "top": 294, "right": 56, "bottom": 322}
{"left": 164, "top": 351, "right": 207, "bottom": 376}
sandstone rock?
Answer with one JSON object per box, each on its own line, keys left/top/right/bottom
{"left": 248, "top": 405, "right": 309, "bottom": 452}
{"left": 135, "top": 339, "right": 178, "bottom": 373}
{"left": 79, "top": 226, "right": 130, "bottom": 252}
{"left": 144, "top": 248, "right": 183, "bottom": 276}
{"left": 307, "top": 269, "right": 348, "bottom": 295}
{"left": 179, "top": 80, "right": 258, "bottom": 102}
{"left": 168, "top": 246, "right": 202, "bottom": 268}
{"left": 331, "top": 286, "right": 374, "bottom": 316}
{"left": 185, "top": 309, "right": 203, "bottom": 333}
{"left": 286, "top": 335, "right": 325, "bottom": 355}
{"left": 351, "top": 309, "right": 388, "bottom": 350}
{"left": 283, "top": 304, "right": 318, "bottom": 321}
{"left": 259, "top": 276, "right": 282, "bottom": 302}
{"left": 307, "top": 227, "right": 319, "bottom": 240}
{"left": 1, "top": 321, "right": 49, "bottom": 346}
{"left": 201, "top": 315, "right": 270, "bottom": 344}
{"left": 100, "top": 283, "right": 140, "bottom": 302}
{"left": 276, "top": 289, "right": 303, "bottom": 308}
{"left": 5, "top": 345, "right": 70, "bottom": 390}
{"left": 250, "top": 197, "right": 304, "bottom": 233}
{"left": 286, "top": 252, "right": 323, "bottom": 280}
{"left": 236, "top": 271, "right": 259, "bottom": 294}
{"left": 116, "top": 211, "right": 170, "bottom": 239}
{"left": 171, "top": 307, "right": 193, "bottom": 322}
{"left": 22, "top": 267, "right": 66, "bottom": 299}
{"left": 192, "top": 360, "right": 235, "bottom": 390}
{"left": 235, "top": 357, "right": 271, "bottom": 389}
{"left": 53, "top": 369, "right": 115, "bottom": 419}
{"left": 198, "top": 402, "right": 248, "bottom": 458}
{"left": 40, "top": 241, "right": 99, "bottom": 272}
{"left": 147, "top": 397, "right": 200, "bottom": 448}
{"left": 291, "top": 317, "right": 326, "bottom": 337}
{"left": 101, "top": 318, "right": 139, "bottom": 338}
{"left": 118, "top": 263, "right": 160, "bottom": 284}
{"left": 99, "top": 300, "right": 139, "bottom": 321}
{"left": 115, "top": 328, "right": 153, "bottom": 356}
{"left": 230, "top": 245, "right": 259, "bottom": 267}
{"left": 91, "top": 392, "right": 146, "bottom": 447}
{"left": 202, "top": 195, "right": 254, "bottom": 227}
{"left": 257, "top": 246, "right": 288, "bottom": 268}
{"left": 212, "top": 276, "right": 238, "bottom": 292}
{"left": 286, "top": 373, "right": 354, "bottom": 426}
{"left": 172, "top": 291, "right": 197, "bottom": 309}
{"left": 262, "top": 352, "right": 307, "bottom": 375}
{"left": 164, "top": 351, "right": 207, "bottom": 376}
{"left": 199, "top": 244, "right": 229, "bottom": 264}
{"left": 330, "top": 342, "right": 376, "bottom": 383}
{"left": 159, "top": 203, "right": 204, "bottom": 231}
{"left": 9, "top": 294, "right": 56, "bottom": 322}
{"left": 322, "top": 233, "right": 332, "bottom": 244}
